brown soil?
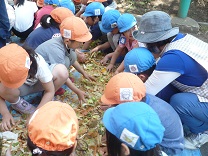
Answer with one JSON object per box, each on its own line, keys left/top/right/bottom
{"left": 116, "top": 0, "right": 208, "bottom": 23}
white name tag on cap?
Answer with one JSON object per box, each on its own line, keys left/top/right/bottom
{"left": 129, "top": 64, "right": 139, "bottom": 73}
{"left": 120, "top": 88, "right": 133, "bottom": 101}
{"left": 120, "top": 128, "right": 139, "bottom": 148}
{"left": 94, "top": 9, "right": 101, "bottom": 15}
{"left": 63, "top": 29, "right": 72, "bottom": 39}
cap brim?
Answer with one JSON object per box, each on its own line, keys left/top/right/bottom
{"left": 75, "top": 31, "right": 92, "bottom": 42}
{"left": 1, "top": 76, "right": 27, "bottom": 89}
{"left": 99, "top": 22, "right": 111, "bottom": 33}
{"left": 102, "top": 107, "right": 117, "bottom": 135}
{"left": 133, "top": 27, "right": 179, "bottom": 43}
{"left": 101, "top": 94, "right": 117, "bottom": 105}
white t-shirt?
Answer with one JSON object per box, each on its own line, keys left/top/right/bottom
{"left": 13, "top": 0, "right": 38, "bottom": 32}
{"left": 5, "top": 0, "right": 15, "bottom": 30}
{"left": 25, "top": 54, "right": 53, "bottom": 86}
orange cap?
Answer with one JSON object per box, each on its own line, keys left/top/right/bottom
{"left": 28, "top": 101, "right": 79, "bottom": 151}
{"left": 50, "top": 7, "right": 74, "bottom": 24}
{"left": 87, "top": 0, "right": 107, "bottom": 3}
{"left": 0, "top": 44, "right": 30, "bottom": 89}
{"left": 101, "top": 72, "right": 146, "bottom": 105}
{"left": 60, "top": 16, "right": 92, "bottom": 42}
{"left": 37, "top": 0, "right": 44, "bottom": 7}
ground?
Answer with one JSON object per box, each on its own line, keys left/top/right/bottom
{"left": 116, "top": 0, "right": 208, "bottom": 23}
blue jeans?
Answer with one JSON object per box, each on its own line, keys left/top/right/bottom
{"left": 0, "top": 0, "right": 10, "bottom": 48}
{"left": 170, "top": 93, "right": 208, "bottom": 134}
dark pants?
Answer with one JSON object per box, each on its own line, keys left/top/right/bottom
{"left": 0, "top": 0, "right": 10, "bottom": 48}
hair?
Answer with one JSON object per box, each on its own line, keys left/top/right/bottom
{"left": 40, "top": 14, "right": 59, "bottom": 29}
{"left": 90, "top": 15, "right": 102, "bottom": 22}
{"left": 146, "top": 35, "right": 177, "bottom": 54}
{"left": 21, "top": 44, "right": 38, "bottom": 78}
{"left": 27, "top": 136, "right": 74, "bottom": 156}
{"left": 139, "top": 64, "right": 156, "bottom": 77}
{"left": 106, "top": 130, "right": 162, "bottom": 156}
{"left": 15, "top": 0, "right": 25, "bottom": 6}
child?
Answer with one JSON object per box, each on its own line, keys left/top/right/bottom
{"left": 133, "top": 11, "right": 208, "bottom": 149}
{"left": 0, "top": 44, "right": 68, "bottom": 131}
{"left": 106, "top": 13, "right": 145, "bottom": 74}
{"left": 103, "top": 101, "right": 166, "bottom": 156}
{"left": 81, "top": 2, "right": 105, "bottom": 50}
{"left": 34, "top": 0, "right": 75, "bottom": 29}
{"left": 100, "top": 72, "right": 184, "bottom": 155}
{"left": 34, "top": 0, "right": 59, "bottom": 29}
{"left": 25, "top": 7, "right": 74, "bottom": 50}
{"left": 124, "top": 47, "right": 156, "bottom": 82}
{"left": 27, "top": 101, "right": 78, "bottom": 155}
{"left": 12, "top": 0, "right": 38, "bottom": 39}
{"left": 90, "top": 9, "right": 121, "bottom": 64}
{"left": 35, "top": 16, "right": 95, "bottom": 104}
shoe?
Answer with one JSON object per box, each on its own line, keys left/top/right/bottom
{"left": 55, "top": 88, "right": 65, "bottom": 96}
{"left": 184, "top": 131, "right": 208, "bottom": 149}
{"left": 11, "top": 98, "right": 36, "bottom": 114}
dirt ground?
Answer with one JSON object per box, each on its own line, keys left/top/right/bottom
{"left": 116, "top": 0, "right": 208, "bottom": 23}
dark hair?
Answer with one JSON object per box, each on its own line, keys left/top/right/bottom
{"left": 15, "top": 0, "right": 25, "bottom": 6}
{"left": 27, "top": 136, "right": 74, "bottom": 156}
{"left": 40, "top": 14, "right": 59, "bottom": 29}
{"left": 146, "top": 35, "right": 177, "bottom": 54}
{"left": 21, "top": 44, "right": 38, "bottom": 78}
{"left": 140, "top": 64, "right": 156, "bottom": 77}
{"left": 90, "top": 15, "right": 102, "bottom": 22}
{"left": 106, "top": 129, "right": 162, "bottom": 156}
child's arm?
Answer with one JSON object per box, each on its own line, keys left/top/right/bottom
{"left": 91, "top": 42, "right": 110, "bottom": 53}
{"left": 0, "top": 97, "right": 15, "bottom": 131}
{"left": 65, "top": 78, "right": 87, "bottom": 104}
{"left": 36, "top": 81, "right": 55, "bottom": 109}
{"left": 106, "top": 46, "right": 123, "bottom": 72}
{"left": 114, "top": 60, "right": 125, "bottom": 75}
{"left": 100, "top": 52, "right": 113, "bottom": 65}
{"left": 72, "top": 61, "right": 96, "bottom": 81}
{"left": 82, "top": 40, "right": 93, "bottom": 50}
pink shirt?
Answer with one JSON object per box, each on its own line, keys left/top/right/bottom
{"left": 34, "top": 5, "right": 54, "bottom": 29}
{"left": 118, "top": 34, "right": 138, "bottom": 51}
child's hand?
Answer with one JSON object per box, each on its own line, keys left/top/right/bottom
{"left": 107, "top": 64, "right": 114, "bottom": 72}
{"left": 77, "top": 90, "right": 88, "bottom": 105}
{"left": 90, "top": 46, "right": 99, "bottom": 53}
{"left": 0, "top": 113, "right": 15, "bottom": 131}
{"left": 83, "top": 73, "right": 96, "bottom": 82}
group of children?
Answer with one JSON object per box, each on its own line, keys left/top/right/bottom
{"left": 0, "top": 0, "right": 208, "bottom": 155}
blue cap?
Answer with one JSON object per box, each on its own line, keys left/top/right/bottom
{"left": 117, "top": 13, "right": 137, "bottom": 33}
{"left": 124, "top": 47, "right": 155, "bottom": 74}
{"left": 44, "top": 0, "right": 60, "bottom": 5}
{"left": 59, "top": 0, "right": 75, "bottom": 14}
{"left": 99, "top": 9, "right": 121, "bottom": 33}
{"left": 103, "top": 101, "right": 165, "bottom": 151}
{"left": 83, "top": 2, "right": 105, "bottom": 17}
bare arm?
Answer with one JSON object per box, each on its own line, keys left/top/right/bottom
{"left": 0, "top": 97, "right": 15, "bottom": 131}
{"left": 91, "top": 42, "right": 111, "bottom": 53}
{"left": 37, "top": 81, "right": 55, "bottom": 109}
{"left": 106, "top": 46, "right": 123, "bottom": 72}
{"left": 82, "top": 40, "right": 93, "bottom": 50}
{"left": 72, "top": 61, "right": 95, "bottom": 81}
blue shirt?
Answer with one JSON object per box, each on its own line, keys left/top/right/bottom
{"left": 145, "top": 94, "right": 184, "bottom": 155}
{"left": 90, "top": 22, "right": 103, "bottom": 41}
{"left": 156, "top": 33, "right": 207, "bottom": 86}
{"left": 25, "top": 26, "right": 60, "bottom": 50}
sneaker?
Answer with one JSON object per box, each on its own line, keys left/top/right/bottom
{"left": 184, "top": 131, "right": 208, "bottom": 149}
{"left": 11, "top": 98, "right": 36, "bottom": 114}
